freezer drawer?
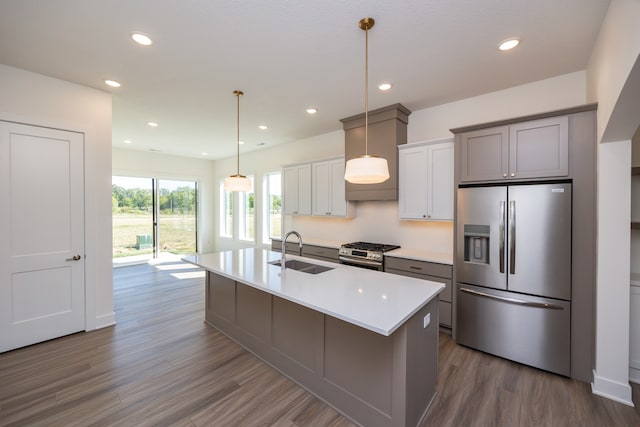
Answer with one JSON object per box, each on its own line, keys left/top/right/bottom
{"left": 456, "top": 283, "right": 570, "bottom": 376}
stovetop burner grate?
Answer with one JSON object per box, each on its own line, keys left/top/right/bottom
{"left": 341, "top": 242, "right": 400, "bottom": 252}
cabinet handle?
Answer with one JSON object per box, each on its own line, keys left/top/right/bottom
{"left": 409, "top": 266, "right": 422, "bottom": 270}
{"left": 326, "top": 212, "right": 331, "bottom": 215}
{"left": 422, "top": 214, "right": 426, "bottom": 218}
{"left": 66, "top": 255, "right": 82, "bottom": 261}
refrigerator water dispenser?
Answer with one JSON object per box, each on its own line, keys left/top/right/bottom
{"left": 463, "top": 225, "right": 489, "bottom": 264}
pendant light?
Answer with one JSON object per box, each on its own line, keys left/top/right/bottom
{"left": 224, "top": 90, "right": 252, "bottom": 192}
{"left": 344, "top": 17, "right": 390, "bottom": 184}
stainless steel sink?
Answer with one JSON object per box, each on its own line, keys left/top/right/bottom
{"left": 269, "top": 259, "right": 334, "bottom": 274}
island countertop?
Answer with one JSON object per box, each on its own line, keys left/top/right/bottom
{"left": 184, "top": 248, "right": 444, "bottom": 336}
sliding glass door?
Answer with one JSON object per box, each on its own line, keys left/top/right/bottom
{"left": 158, "top": 180, "right": 197, "bottom": 255}
{"left": 112, "top": 176, "right": 197, "bottom": 262}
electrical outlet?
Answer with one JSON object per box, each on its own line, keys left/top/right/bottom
{"left": 423, "top": 313, "right": 431, "bottom": 328}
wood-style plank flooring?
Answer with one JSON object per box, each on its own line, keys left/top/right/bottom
{"left": 1, "top": 260, "right": 639, "bottom": 426}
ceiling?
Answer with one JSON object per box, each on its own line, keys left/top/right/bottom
{"left": 0, "top": 0, "right": 610, "bottom": 160}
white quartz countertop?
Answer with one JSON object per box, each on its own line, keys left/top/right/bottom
{"left": 385, "top": 248, "right": 453, "bottom": 265}
{"left": 184, "top": 248, "right": 444, "bottom": 336}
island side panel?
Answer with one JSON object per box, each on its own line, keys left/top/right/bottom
{"left": 402, "top": 297, "right": 439, "bottom": 426}
{"left": 204, "top": 271, "right": 440, "bottom": 427}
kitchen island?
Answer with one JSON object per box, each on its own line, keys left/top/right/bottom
{"left": 184, "top": 248, "right": 444, "bottom": 427}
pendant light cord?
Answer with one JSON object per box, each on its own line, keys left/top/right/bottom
{"left": 234, "top": 90, "right": 243, "bottom": 176}
{"left": 364, "top": 22, "right": 369, "bottom": 156}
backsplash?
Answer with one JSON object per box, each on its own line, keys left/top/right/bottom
{"left": 285, "top": 200, "right": 453, "bottom": 255}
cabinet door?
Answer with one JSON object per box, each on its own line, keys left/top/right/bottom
{"left": 428, "top": 142, "right": 454, "bottom": 220}
{"left": 398, "top": 145, "right": 428, "bottom": 219}
{"left": 328, "top": 159, "right": 348, "bottom": 216}
{"left": 460, "top": 126, "right": 509, "bottom": 182}
{"left": 283, "top": 166, "right": 299, "bottom": 215}
{"left": 283, "top": 165, "right": 311, "bottom": 215}
{"left": 297, "top": 164, "right": 312, "bottom": 215}
{"left": 312, "top": 161, "right": 330, "bottom": 216}
{"left": 509, "top": 116, "right": 568, "bottom": 179}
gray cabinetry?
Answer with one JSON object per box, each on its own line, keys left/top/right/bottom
{"left": 302, "top": 244, "right": 339, "bottom": 263}
{"left": 270, "top": 239, "right": 301, "bottom": 255}
{"left": 385, "top": 257, "right": 453, "bottom": 328}
{"left": 204, "top": 271, "right": 439, "bottom": 427}
{"left": 340, "top": 104, "right": 411, "bottom": 201}
{"left": 460, "top": 116, "right": 569, "bottom": 182}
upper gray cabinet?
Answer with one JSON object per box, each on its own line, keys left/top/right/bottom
{"left": 459, "top": 116, "right": 569, "bottom": 182}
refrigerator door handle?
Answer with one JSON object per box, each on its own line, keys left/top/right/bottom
{"left": 460, "top": 287, "right": 564, "bottom": 310}
{"left": 499, "top": 201, "right": 506, "bottom": 274}
{"left": 509, "top": 200, "right": 516, "bottom": 274}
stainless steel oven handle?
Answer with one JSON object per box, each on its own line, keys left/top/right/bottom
{"left": 338, "top": 256, "right": 382, "bottom": 267}
{"left": 499, "top": 201, "right": 505, "bottom": 274}
{"left": 460, "top": 287, "right": 563, "bottom": 310}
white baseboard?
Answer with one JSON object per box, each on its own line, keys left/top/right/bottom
{"left": 630, "top": 367, "right": 640, "bottom": 385}
{"left": 94, "top": 312, "right": 116, "bottom": 330}
{"left": 592, "top": 369, "right": 634, "bottom": 406}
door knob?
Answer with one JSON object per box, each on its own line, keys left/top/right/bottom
{"left": 66, "top": 255, "right": 81, "bottom": 261}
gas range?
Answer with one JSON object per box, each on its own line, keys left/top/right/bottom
{"left": 338, "top": 242, "right": 400, "bottom": 271}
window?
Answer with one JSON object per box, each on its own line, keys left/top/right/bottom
{"left": 263, "top": 172, "right": 282, "bottom": 244}
{"left": 220, "top": 182, "right": 233, "bottom": 238}
{"left": 239, "top": 176, "right": 255, "bottom": 241}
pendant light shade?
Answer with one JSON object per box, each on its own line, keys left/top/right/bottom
{"left": 224, "top": 90, "right": 252, "bottom": 192}
{"left": 344, "top": 155, "right": 389, "bottom": 184}
{"left": 224, "top": 174, "right": 252, "bottom": 192}
{"left": 344, "top": 17, "right": 390, "bottom": 185}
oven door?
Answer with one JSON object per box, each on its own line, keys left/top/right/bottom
{"left": 338, "top": 256, "right": 383, "bottom": 271}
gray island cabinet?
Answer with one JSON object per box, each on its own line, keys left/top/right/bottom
{"left": 184, "top": 248, "right": 444, "bottom": 427}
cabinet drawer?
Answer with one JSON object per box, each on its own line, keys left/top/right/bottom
{"left": 271, "top": 240, "right": 301, "bottom": 254}
{"left": 385, "top": 268, "right": 452, "bottom": 302}
{"left": 439, "top": 301, "right": 452, "bottom": 327}
{"left": 384, "top": 257, "right": 452, "bottom": 279}
{"left": 302, "top": 245, "right": 339, "bottom": 261}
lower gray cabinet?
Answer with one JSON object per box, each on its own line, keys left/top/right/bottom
{"left": 302, "top": 244, "right": 339, "bottom": 263}
{"left": 385, "top": 256, "right": 453, "bottom": 328}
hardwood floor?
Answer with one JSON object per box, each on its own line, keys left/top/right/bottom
{"left": 1, "top": 260, "right": 639, "bottom": 426}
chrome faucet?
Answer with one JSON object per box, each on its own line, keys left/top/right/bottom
{"left": 281, "top": 230, "right": 303, "bottom": 269}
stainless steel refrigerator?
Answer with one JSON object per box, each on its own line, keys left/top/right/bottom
{"left": 456, "top": 182, "right": 572, "bottom": 376}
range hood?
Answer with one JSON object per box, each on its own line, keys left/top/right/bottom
{"left": 340, "top": 103, "right": 411, "bottom": 201}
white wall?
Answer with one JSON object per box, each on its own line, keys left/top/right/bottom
{"left": 212, "top": 71, "right": 586, "bottom": 255}
{"left": 112, "top": 148, "right": 217, "bottom": 253}
{"left": 0, "top": 64, "right": 114, "bottom": 329}
{"left": 586, "top": 0, "right": 640, "bottom": 406}
{"left": 408, "top": 70, "right": 587, "bottom": 143}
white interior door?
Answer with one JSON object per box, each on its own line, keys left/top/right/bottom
{"left": 0, "top": 121, "right": 85, "bottom": 353}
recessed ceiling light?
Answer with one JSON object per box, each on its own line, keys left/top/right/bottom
{"left": 123, "top": 139, "right": 132, "bottom": 144}
{"left": 378, "top": 83, "right": 392, "bottom": 91}
{"left": 239, "top": 140, "right": 245, "bottom": 145}
{"left": 105, "top": 80, "right": 121, "bottom": 88}
{"left": 306, "top": 108, "right": 317, "bottom": 114}
{"left": 201, "top": 152, "right": 208, "bottom": 156}
{"left": 259, "top": 125, "right": 268, "bottom": 130}
{"left": 498, "top": 38, "right": 520, "bottom": 51}
{"left": 147, "top": 122, "right": 158, "bottom": 127}
{"left": 131, "top": 32, "right": 153, "bottom": 46}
